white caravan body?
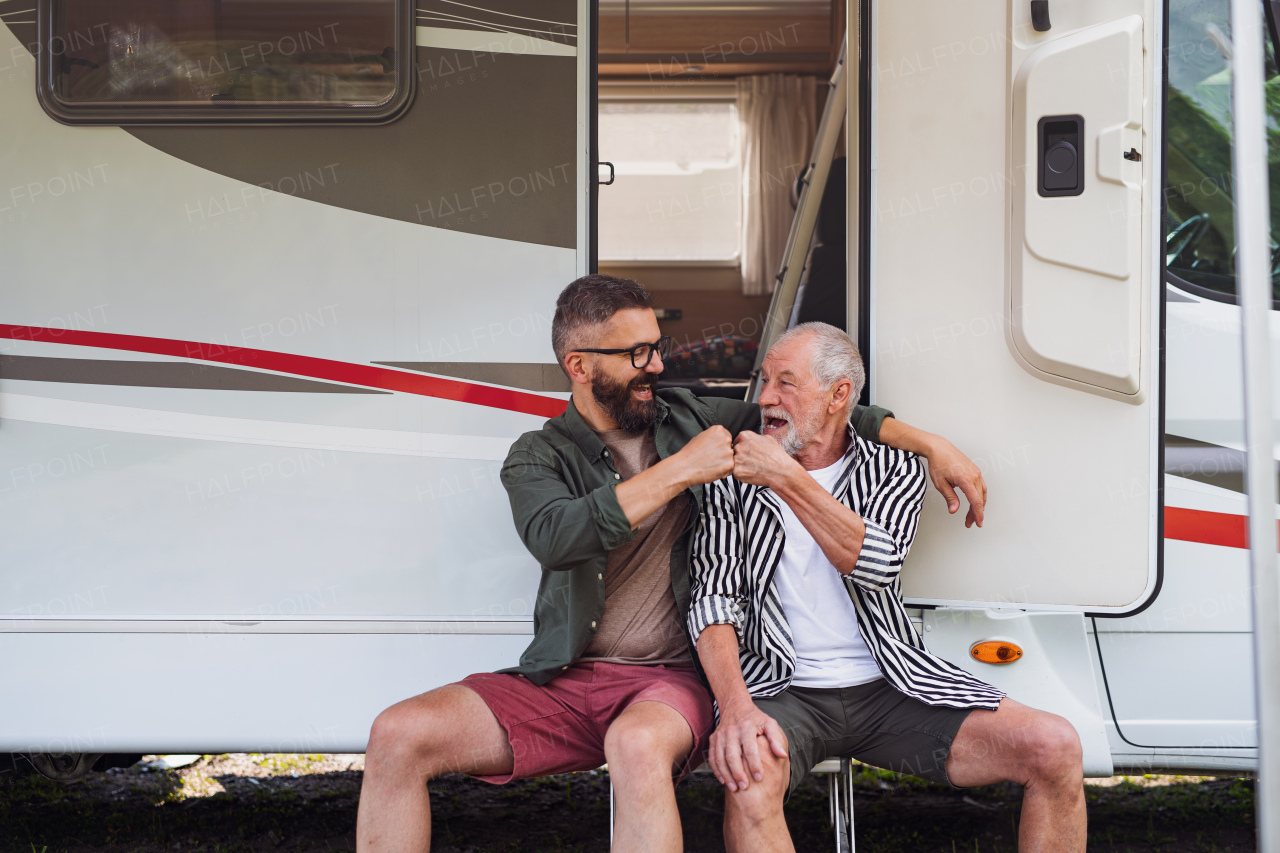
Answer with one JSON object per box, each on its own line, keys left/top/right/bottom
{"left": 0, "top": 0, "right": 589, "bottom": 754}
{"left": 0, "top": 0, "right": 1268, "bottom": 779}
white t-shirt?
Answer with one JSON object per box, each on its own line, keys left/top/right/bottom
{"left": 773, "top": 458, "right": 883, "bottom": 689}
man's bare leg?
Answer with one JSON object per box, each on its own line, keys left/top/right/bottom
{"left": 357, "top": 685, "right": 514, "bottom": 853}
{"left": 946, "top": 698, "right": 1086, "bottom": 852}
{"left": 602, "top": 700, "right": 695, "bottom": 853}
{"left": 722, "top": 734, "right": 794, "bottom": 853}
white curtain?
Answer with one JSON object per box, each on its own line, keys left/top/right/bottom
{"left": 737, "top": 74, "right": 818, "bottom": 296}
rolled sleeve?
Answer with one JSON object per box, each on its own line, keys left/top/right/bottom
{"left": 846, "top": 452, "right": 927, "bottom": 591}
{"left": 688, "top": 476, "right": 748, "bottom": 645}
{"left": 687, "top": 594, "right": 746, "bottom": 645}
{"left": 583, "top": 482, "right": 634, "bottom": 551}
{"left": 501, "top": 446, "right": 635, "bottom": 570}
{"left": 849, "top": 519, "right": 903, "bottom": 591}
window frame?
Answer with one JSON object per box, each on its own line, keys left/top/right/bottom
{"left": 597, "top": 81, "right": 743, "bottom": 265}
{"left": 35, "top": 0, "right": 416, "bottom": 126}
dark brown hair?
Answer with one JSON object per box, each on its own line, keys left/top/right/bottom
{"left": 551, "top": 274, "right": 654, "bottom": 375}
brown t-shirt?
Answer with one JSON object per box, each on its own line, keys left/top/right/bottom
{"left": 580, "top": 427, "right": 694, "bottom": 666}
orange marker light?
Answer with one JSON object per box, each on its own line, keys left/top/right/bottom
{"left": 970, "top": 641, "right": 1023, "bottom": 664}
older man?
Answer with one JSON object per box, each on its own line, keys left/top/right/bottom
{"left": 690, "top": 322, "right": 1087, "bottom": 852}
{"left": 357, "top": 279, "right": 990, "bottom": 852}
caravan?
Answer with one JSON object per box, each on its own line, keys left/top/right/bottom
{"left": 0, "top": 0, "right": 1273, "bottom": 814}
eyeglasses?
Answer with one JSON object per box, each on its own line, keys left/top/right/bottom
{"left": 573, "top": 336, "right": 673, "bottom": 369}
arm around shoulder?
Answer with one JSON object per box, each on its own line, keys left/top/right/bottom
{"left": 851, "top": 403, "right": 894, "bottom": 443}
{"left": 701, "top": 396, "right": 762, "bottom": 438}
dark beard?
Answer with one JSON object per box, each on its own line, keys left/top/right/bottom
{"left": 591, "top": 371, "right": 659, "bottom": 433}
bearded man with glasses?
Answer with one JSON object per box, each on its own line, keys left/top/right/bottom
{"left": 356, "top": 275, "right": 988, "bottom": 853}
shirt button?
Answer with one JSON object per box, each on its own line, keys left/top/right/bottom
{"left": 775, "top": 531, "right": 783, "bottom": 540}
{"left": 591, "top": 621, "right": 597, "bottom": 628}
{"left": 603, "top": 449, "right": 610, "bottom": 456}
{"left": 562, "top": 666, "right": 568, "bottom": 670}
{"left": 614, "top": 473, "right": 621, "bottom": 480}
{"left": 598, "top": 573, "right": 604, "bottom": 580}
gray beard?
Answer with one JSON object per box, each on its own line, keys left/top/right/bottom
{"left": 761, "top": 407, "right": 811, "bottom": 456}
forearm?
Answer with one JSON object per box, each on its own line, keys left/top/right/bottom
{"left": 772, "top": 471, "right": 866, "bottom": 575}
{"left": 696, "top": 624, "right": 755, "bottom": 714}
{"left": 614, "top": 454, "right": 689, "bottom": 528}
{"left": 876, "top": 416, "right": 940, "bottom": 457}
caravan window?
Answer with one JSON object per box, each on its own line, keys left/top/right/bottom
{"left": 597, "top": 87, "right": 742, "bottom": 262}
{"left": 1165, "top": 0, "right": 1280, "bottom": 303}
{"left": 38, "top": 0, "right": 411, "bottom": 123}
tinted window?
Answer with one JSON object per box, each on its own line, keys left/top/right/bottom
{"left": 40, "top": 0, "right": 409, "bottom": 123}
{"left": 1166, "top": 0, "right": 1280, "bottom": 302}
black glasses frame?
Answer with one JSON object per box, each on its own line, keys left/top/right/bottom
{"left": 573, "top": 336, "right": 673, "bottom": 369}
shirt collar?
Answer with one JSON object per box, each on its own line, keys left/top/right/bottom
{"left": 833, "top": 423, "right": 862, "bottom": 489}
{"left": 562, "top": 393, "right": 672, "bottom": 461}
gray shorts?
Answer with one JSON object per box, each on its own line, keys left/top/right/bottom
{"left": 754, "top": 678, "right": 975, "bottom": 795}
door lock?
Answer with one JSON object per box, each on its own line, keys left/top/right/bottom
{"left": 1037, "top": 114, "right": 1084, "bottom": 197}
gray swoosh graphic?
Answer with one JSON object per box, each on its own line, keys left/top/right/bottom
{"left": 1165, "top": 433, "right": 1280, "bottom": 495}
{"left": 0, "top": 355, "right": 388, "bottom": 394}
{"left": 376, "top": 361, "right": 570, "bottom": 392}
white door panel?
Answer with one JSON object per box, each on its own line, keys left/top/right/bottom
{"left": 1012, "top": 16, "right": 1144, "bottom": 395}
{"left": 871, "top": 0, "right": 1159, "bottom": 610}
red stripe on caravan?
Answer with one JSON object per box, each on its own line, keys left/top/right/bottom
{"left": 0, "top": 324, "right": 568, "bottom": 419}
{"left": 1164, "top": 505, "right": 1280, "bottom": 551}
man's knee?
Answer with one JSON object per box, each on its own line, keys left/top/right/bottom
{"left": 724, "top": 748, "right": 789, "bottom": 827}
{"left": 366, "top": 698, "right": 454, "bottom": 778}
{"left": 1026, "top": 713, "right": 1083, "bottom": 785}
{"left": 605, "top": 717, "right": 684, "bottom": 779}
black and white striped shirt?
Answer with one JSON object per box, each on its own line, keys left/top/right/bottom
{"left": 688, "top": 428, "right": 1004, "bottom": 710}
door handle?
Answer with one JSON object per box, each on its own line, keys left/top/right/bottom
{"left": 1037, "top": 114, "right": 1084, "bottom": 197}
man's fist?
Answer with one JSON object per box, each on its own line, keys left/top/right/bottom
{"left": 676, "top": 425, "right": 735, "bottom": 486}
{"left": 732, "top": 430, "right": 803, "bottom": 489}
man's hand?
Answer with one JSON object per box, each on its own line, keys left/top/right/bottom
{"left": 673, "top": 425, "right": 735, "bottom": 487}
{"left": 731, "top": 430, "right": 804, "bottom": 490}
{"left": 709, "top": 700, "right": 789, "bottom": 792}
{"left": 875, "top": 417, "right": 988, "bottom": 529}
{"left": 923, "top": 437, "right": 986, "bottom": 528}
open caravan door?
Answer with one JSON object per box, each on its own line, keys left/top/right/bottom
{"left": 0, "top": 1, "right": 591, "bottom": 759}
{"left": 861, "top": 0, "right": 1162, "bottom": 775}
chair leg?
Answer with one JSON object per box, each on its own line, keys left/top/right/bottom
{"left": 833, "top": 759, "right": 855, "bottom": 853}
{"left": 828, "top": 768, "right": 837, "bottom": 828}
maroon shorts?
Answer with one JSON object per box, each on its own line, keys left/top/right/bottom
{"left": 458, "top": 662, "right": 714, "bottom": 784}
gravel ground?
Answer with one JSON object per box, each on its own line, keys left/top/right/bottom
{"left": 0, "top": 754, "right": 1257, "bottom": 852}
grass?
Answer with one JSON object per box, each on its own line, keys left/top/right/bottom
{"left": 0, "top": 756, "right": 1258, "bottom": 852}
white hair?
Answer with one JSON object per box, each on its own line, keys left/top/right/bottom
{"left": 773, "top": 322, "right": 865, "bottom": 415}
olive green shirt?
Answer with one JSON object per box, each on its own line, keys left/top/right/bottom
{"left": 497, "top": 387, "right": 892, "bottom": 685}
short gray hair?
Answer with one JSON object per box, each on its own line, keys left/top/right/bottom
{"left": 773, "top": 322, "right": 865, "bottom": 414}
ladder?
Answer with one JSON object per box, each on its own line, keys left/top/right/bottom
{"left": 746, "top": 32, "right": 849, "bottom": 403}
